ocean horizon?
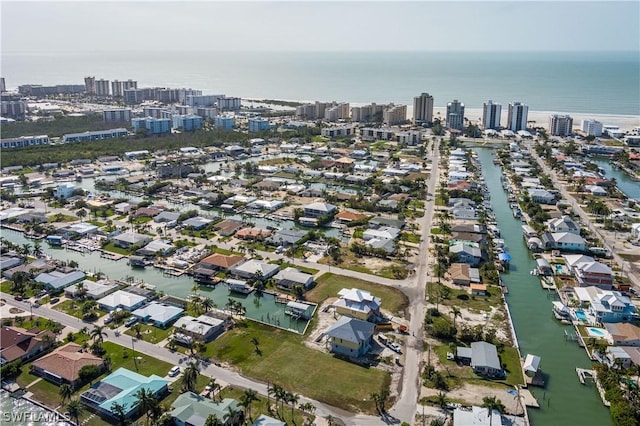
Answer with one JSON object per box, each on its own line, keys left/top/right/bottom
{"left": 2, "top": 50, "right": 639, "bottom": 116}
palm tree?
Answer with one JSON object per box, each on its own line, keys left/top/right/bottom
{"left": 288, "top": 392, "right": 300, "bottom": 420}
{"left": 201, "top": 297, "right": 215, "bottom": 312}
{"left": 66, "top": 399, "right": 83, "bottom": 426}
{"left": 204, "top": 414, "right": 223, "bottom": 426}
{"left": 430, "top": 418, "right": 447, "bottom": 426}
{"left": 33, "top": 241, "right": 43, "bottom": 258}
{"left": 90, "top": 325, "right": 107, "bottom": 344}
{"left": 452, "top": 307, "right": 461, "bottom": 329}
{"left": 240, "top": 389, "right": 259, "bottom": 422}
{"left": 110, "top": 402, "right": 129, "bottom": 426}
{"left": 132, "top": 323, "right": 143, "bottom": 339}
{"left": 59, "top": 384, "right": 73, "bottom": 404}
{"left": 182, "top": 361, "right": 200, "bottom": 392}
{"left": 134, "top": 387, "right": 155, "bottom": 426}
{"left": 481, "top": 395, "right": 505, "bottom": 426}
{"left": 435, "top": 391, "right": 448, "bottom": 410}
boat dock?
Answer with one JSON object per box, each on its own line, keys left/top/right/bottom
{"left": 519, "top": 388, "right": 540, "bottom": 408}
{"left": 576, "top": 368, "right": 595, "bottom": 385}
{"left": 99, "top": 250, "right": 126, "bottom": 261}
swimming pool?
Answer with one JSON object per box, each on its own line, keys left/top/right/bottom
{"left": 587, "top": 327, "right": 607, "bottom": 338}
{"left": 574, "top": 309, "right": 587, "bottom": 321}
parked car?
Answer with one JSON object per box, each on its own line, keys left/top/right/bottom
{"left": 168, "top": 366, "right": 180, "bottom": 377}
{"left": 50, "top": 297, "right": 60, "bottom": 304}
{"left": 125, "top": 317, "right": 138, "bottom": 327}
{"left": 37, "top": 290, "right": 47, "bottom": 298}
{"left": 14, "top": 295, "right": 23, "bottom": 301}
{"left": 387, "top": 342, "right": 402, "bottom": 354}
{"left": 104, "top": 315, "right": 114, "bottom": 324}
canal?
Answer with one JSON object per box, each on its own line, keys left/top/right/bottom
{"left": 591, "top": 157, "right": 640, "bottom": 199}
{"left": 476, "top": 148, "right": 612, "bottom": 426}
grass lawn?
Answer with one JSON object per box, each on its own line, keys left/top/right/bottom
{"left": 309, "top": 273, "right": 409, "bottom": 316}
{"left": 16, "top": 363, "right": 39, "bottom": 388}
{"left": 47, "top": 213, "right": 77, "bottom": 223}
{"left": 124, "top": 323, "right": 173, "bottom": 345}
{"left": 211, "top": 246, "right": 245, "bottom": 256}
{"left": 10, "top": 316, "right": 64, "bottom": 333}
{"left": 209, "top": 321, "right": 389, "bottom": 414}
{"left": 426, "top": 282, "right": 502, "bottom": 313}
{"left": 54, "top": 299, "right": 105, "bottom": 320}
{"left": 221, "top": 386, "right": 314, "bottom": 425}
{"left": 102, "top": 341, "right": 173, "bottom": 377}
{"left": 101, "top": 241, "right": 131, "bottom": 255}
{"left": 270, "top": 261, "right": 319, "bottom": 275}
{"left": 400, "top": 232, "right": 421, "bottom": 244}
{"left": 28, "top": 378, "right": 65, "bottom": 408}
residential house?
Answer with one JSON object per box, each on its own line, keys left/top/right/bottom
{"left": 230, "top": 260, "right": 279, "bottom": 281}
{"left": 528, "top": 188, "right": 556, "bottom": 204}
{"left": 153, "top": 211, "right": 180, "bottom": 223}
{"left": 171, "top": 392, "right": 241, "bottom": 426}
{"left": 214, "top": 219, "right": 244, "bottom": 237}
{"left": 303, "top": 202, "right": 337, "bottom": 218}
{"left": 574, "top": 286, "right": 637, "bottom": 323}
{"left": 448, "top": 263, "right": 480, "bottom": 286}
{"left": 605, "top": 346, "right": 633, "bottom": 369}
{"left": 252, "top": 414, "right": 286, "bottom": 426}
{"left": 132, "top": 302, "right": 184, "bottom": 328}
{"left": 173, "top": 314, "right": 228, "bottom": 343}
{"left": 573, "top": 261, "right": 614, "bottom": 290}
{"left": 362, "top": 227, "right": 401, "bottom": 241}
{"left": 456, "top": 341, "right": 505, "bottom": 379}
{"left": 65, "top": 279, "right": 118, "bottom": 299}
{"left": 0, "top": 326, "right": 55, "bottom": 365}
{"left": 325, "top": 316, "right": 375, "bottom": 358}
{"left": 369, "top": 217, "right": 405, "bottom": 229}
{"left": 604, "top": 323, "right": 640, "bottom": 347}
{"left": 274, "top": 267, "right": 315, "bottom": 290}
{"left": 235, "top": 228, "right": 273, "bottom": 240}
{"left": 31, "top": 342, "right": 104, "bottom": 388}
{"left": 112, "top": 232, "right": 152, "bottom": 250}
{"left": 182, "top": 217, "right": 213, "bottom": 230}
{"left": 97, "top": 290, "right": 147, "bottom": 312}
{"left": 453, "top": 406, "right": 503, "bottom": 426}
{"left": 334, "top": 288, "right": 381, "bottom": 322}
{"left": 335, "top": 211, "right": 368, "bottom": 224}
{"left": 267, "top": 229, "right": 307, "bottom": 247}
{"left": 81, "top": 368, "right": 168, "bottom": 419}
{"left": 35, "top": 269, "right": 86, "bottom": 291}
{"left": 450, "top": 244, "right": 482, "bottom": 267}
{"left": 547, "top": 215, "right": 581, "bottom": 235}
{"left": 136, "top": 239, "right": 175, "bottom": 257}
{"left": 541, "top": 232, "right": 587, "bottom": 252}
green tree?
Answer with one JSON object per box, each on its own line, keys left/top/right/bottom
{"left": 90, "top": 325, "right": 107, "bottom": 344}
{"left": 110, "top": 401, "right": 130, "bottom": 426}
{"left": 66, "top": 400, "right": 83, "bottom": 426}
{"left": 133, "top": 387, "right": 155, "bottom": 426}
{"left": 182, "top": 361, "right": 200, "bottom": 393}
{"left": 240, "top": 389, "right": 259, "bottom": 422}
{"left": 481, "top": 396, "right": 505, "bottom": 426}
{"left": 59, "top": 384, "right": 73, "bottom": 404}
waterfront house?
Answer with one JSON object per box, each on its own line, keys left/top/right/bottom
{"left": 450, "top": 244, "right": 482, "bottom": 267}
{"left": 528, "top": 188, "right": 556, "bottom": 204}
{"left": 573, "top": 261, "right": 614, "bottom": 290}
{"left": 267, "top": 229, "right": 307, "bottom": 247}
{"left": 65, "top": 279, "right": 118, "bottom": 300}
{"left": 173, "top": 314, "right": 228, "bottom": 342}
{"left": 35, "top": 269, "right": 86, "bottom": 291}
{"left": 603, "top": 323, "right": 640, "bottom": 347}
{"left": 574, "top": 286, "right": 637, "bottom": 323}
{"left": 274, "top": 267, "right": 314, "bottom": 290}
{"left": 62, "top": 222, "right": 99, "bottom": 238}
{"left": 97, "top": 290, "right": 147, "bottom": 312}
{"left": 196, "top": 253, "right": 245, "bottom": 273}
{"left": 214, "top": 219, "right": 244, "bottom": 237}
{"left": 605, "top": 346, "right": 633, "bottom": 369}
{"left": 541, "top": 232, "right": 587, "bottom": 252}
{"left": 112, "top": 232, "right": 152, "bottom": 250}
{"left": 547, "top": 215, "right": 581, "bottom": 235}
{"left": 31, "top": 342, "right": 104, "bottom": 388}
{"left": 456, "top": 341, "right": 505, "bottom": 379}
{"left": 325, "top": 316, "right": 375, "bottom": 358}
{"left": 0, "top": 326, "right": 55, "bottom": 365}
{"left": 153, "top": 211, "right": 180, "bottom": 223}
{"left": 171, "top": 392, "right": 241, "bottom": 426}
{"left": 453, "top": 406, "right": 503, "bottom": 426}
{"left": 0, "top": 255, "right": 23, "bottom": 271}
{"left": 285, "top": 301, "right": 315, "bottom": 320}
{"left": 235, "top": 228, "right": 273, "bottom": 240}
{"left": 136, "top": 239, "right": 175, "bottom": 257}
{"left": 252, "top": 415, "right": 286, "bottom": 426}
{"left": 81, "top": 368, "right": 168, "bottom": 419}
{"left": 334, "top": 288, "right": 382, "bottom": 322}
{"left": 335, "top": 210, "right": 369, "bottom": 224}
{"left": 132, "top": 302, "right": 184, "bottom": 328}
{"left": 230, "top": 259, "right": 279, "bottom": 281}
{"left": 303, "top": 202, "right": 337, "bottom": 218}
{"left": 182, "top": 216, "right": 213, "bottom": 230}
{"left": 362, "top": 227, "right": 401, "bottom": 241}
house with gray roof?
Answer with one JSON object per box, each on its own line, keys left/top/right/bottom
{"left": 303, "top": 202, "right": 337, "bottom": 218}
{"left": 456, "top": 341, "right": 505, "bottom": 379}
{"left": 182, "top": 216, "right": 213, "bottom": 230}
{"left": 252, "top": 414, "right": 286, "bottom": 426}
{"left": 325, "top": 316, "right": 375, "bottom": 358}
{"left": 136, "top": 239, "right": 175, "bottom": 257}
{"left": 132, "top": 302, "right": 184, "bottom": 328}
{"left": 97, "top": 290, "right": 147, "bottom": 312}
{"left": 112, "top": 232, "right": 152, "bottom": 249}
{"left": 171, "top": 392, "right": 241, "bottom": 426}
{"left": 230, "top": 260, "right": 279, "bottom": 281}
{"left": 267, "top": 229, "right": 307, "bottom": 247}
{"left": 541, "top": 232, "right": 587, "bottom": 252}
{"left": 450, "top": 244, "right": 482, "bottom": 267}
{"left": 154, "top": 211, "right": 180, "bottom": 223}
{"left": 35, "top": 269, "right": 86, "bottom": 290}
{"left": 65, "top": 279, "right": 118, "bottom": 299}
{"left": 274, "top": 267, "right": 314, "bottom": 290}
{"left": 547, "top": 215, "right": 580, "bottom": 235}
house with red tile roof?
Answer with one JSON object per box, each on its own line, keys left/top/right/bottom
{"left": 31, "top": 342, "right": 104, "bottom": 388}
{"left": 0, "top": 326, "right": 55, "bottom": 365}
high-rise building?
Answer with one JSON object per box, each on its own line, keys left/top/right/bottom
{"left": 324, "top": 103, "right": 350, "bottom": 122}
{"left": 214, "top": 115, "right": 235, "bottom": 130}
{"left": 507, "top": 101, "right": 528, "bottom": 132}
{"left": 383, "top": 104, "right": 407, "bottom": 126}
{"left": 581, "top": 119, "right": 603, "bottom": 137}
{"left": 84, "top": 76, "right": 96, "bottom": 95}
{"left": 482, "top": 100, "right": 502, "bottom": 130}
{"left": 446, "top": 99, "right": 465, "bottom": 130}
{"left": 132, "top": 117, "right": 171, "bottom": 135}
{"left": 350, "top": 103, "right": 385, "bottom": 122}
{"left": 1, "top": 101, "right": 26, "bottom": 119}
{"left": 103, "top": 109, "right": 132, "bottom": 122}
{"left": 123, "top": 89, "right": 143, "bottom": 105}
{"left": 195, "top": 107, "right": 218, "bottom": 120}
{"left": 95, "top": 79, "right": 110, "bottom": 97}
{"left": 413, "top": 92, "right": 434, "bottom": 124}
{"left": 111, "top": 80, "right": 137, "bottom": 97}
{"left": 549, "top": 114, "right": 574, "bottom": 136}
{"left": 172, "top": 115, "right": 203, "bottom": 132}
{"left": 248, "top": 117, "right": 271, "bottom": 132}
{"left": 186, "top": 95, "right": 222, "bottom": 107}
{"left": 217, "top": 96, "right": 241, "bottom": 111}
{"left": 0, "top": 78, "right": 6, "bottom": 93}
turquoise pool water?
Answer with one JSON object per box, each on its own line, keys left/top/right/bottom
{"left": 575, "top": 309, "right": 587, "bottom": 321}
{"left": 587, "top": 327, "right": 606, "bottom": 337}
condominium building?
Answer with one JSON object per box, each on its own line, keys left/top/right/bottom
{"left": 446, "top": 99, "right": 465, "bottom": 130}
{"left": 549, "top": 114, "right": 574, "bottom": 136}
{"left": 413, "top": 92, "right": 434, "bottom": 124}
{"left": 143, "top": 107, "right": 171, "bottom": 119}
{"left": 350, "top": 103, "right": 385, "bottom": 122}
{"left": 324, "top": 103, "right": 350, "bottom": 122}
{"left": 217, "top": 96, "right": 241, "bottom": 111}
{"left": 156, "top": 88, "right": 181, "bottom": 104}
{"left": 62, "top": 128, "right": 129, "bottom": 143}
{"left": 1, "top": 100, "right": 26, "bottom": 119}
{"left": 186, "top": 95, "right": 222, "bottom": 107}
{"left": 123, "top": 89, "right": 143, "bottom": 105}
{"left": 195, "top": 107, "right": 218, "bottom": 120}
{"left": 172, "top": 115, "right": 203, "bottom": 132}
{"left": 482, "top": 100, "right": 502, "bottom": 130}
{"left": 214, "top": 115, "right": 235, "bottom": 130}
{"left": 321, "top": 124, "right": 356, "bottom": 139}
{"left": 248, "top": 117, "right": 271, "bottom": 133}
{"left": 0, "top": 77, "right": 5, "bottom": 93}
{"left": 1, "top": 135, "right": 50, "bottom": 149}
{"left": 103, "top": 109, "right": 132, "bottom": 122}
{"left": 95, "top": 79, "right": 110, "bottom": 97}
{"left": 111, "top": 80, "right": 137, "bottom": 97}
{"left": 581, "top": 119, "right": 603, "bottom": 137}
{"left": 507, "top": 101, "right": 528, "bottom": 132}
{"left": 84, "top": 76, "right": 96, "bottom": 95}
{"left": 383, "top": 104, "right": 407, "bottom": 126}
{"left": 295, "top": 101, "right": 337, "bottom": 120}
{"left": 132, "top": 117, "right": 171, "bottom": 135}
{"left": 173, "top": 105, "right": 192, "bottom": 116}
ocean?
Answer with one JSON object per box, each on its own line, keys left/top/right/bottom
{"left": 1, "top": 50, "right": 639, "bottom": 115}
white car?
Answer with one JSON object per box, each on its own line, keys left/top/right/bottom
{"left": 168, "top": 366, "right": 181, "bottom": 377}
{"left": 388, "top": 342, "right": 402, "bottom": 354}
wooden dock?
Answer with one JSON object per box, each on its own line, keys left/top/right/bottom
{"left": 99, "top": 250, "right": 125, "bottom": 261}
{"left": 519, "top": 388, "right": 540, "bottom": 408}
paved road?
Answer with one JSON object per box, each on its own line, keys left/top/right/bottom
{"left": 526, "top": 142, "right": 639, "bottom": 289}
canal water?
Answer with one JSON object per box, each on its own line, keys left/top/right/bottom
{"left": 476, "top": 148, "right": 612, "bottom": 426}
{"left": 0, "top": 390, "right": 69, "bottom": 426}
{"left": 1, "top": 228, "right": 311, "bottom": 333}
{"left": 591, "top": 157, "right": 640, "bottom": 200}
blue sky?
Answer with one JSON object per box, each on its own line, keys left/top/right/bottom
{"left": 2, "top": 1, "right": 639, "bottom": 52}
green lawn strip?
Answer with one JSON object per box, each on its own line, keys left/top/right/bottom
{"left": 54, "top": 299, "right": 105, "bottom": 319}
{"left": 211, "top": 246, "right": 245, "bottom": 256}
{"left": 101, "top": 241, "right": 132, "bottom": 255}
{"left": 16, "top": 363, "right": 39, "bottom": 388}
{"left": 124, "top": 323, "right": 173, "bottom": 344}
{"left": 269, "top": 261, "right": 318, "bottom": 275}
{"left": 27, "top": 378, "right": 65, "bottom": 408}
{"left": 102, "top": 341, "right": 173, "bottom": 377}
{"left": 427, "top": 282, "right": 502, "bottom": 313}
{"left": 47, "top": 214, "right": 77, "bottom": 223}
{"left": 209, "top": 321, "right": 388, "bottom": 414}
{"left": 400, "top": 232, "right": 421, "bottom": 243}
{"left": 499, "top": 346, "right": 525, "bottom": 386}
{"left": 309, "top": 273, "right": 409, "bottom": 316}
{"left": 221, "top": 386, "right": 314, "bottom": 425}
